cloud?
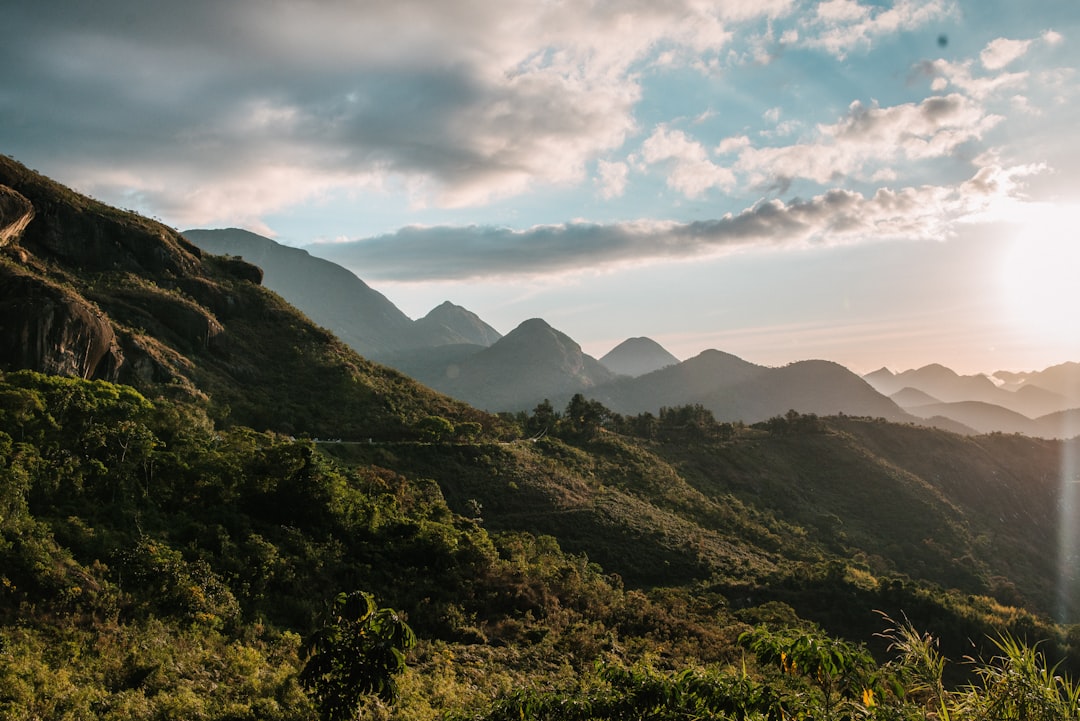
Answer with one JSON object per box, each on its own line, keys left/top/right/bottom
{"left": 980, "top": 37, "right": 1033, "bottom": 70}
{"left": 1, "top": 0, "right": 797, "bottom": 226}
{"left": 801, "top": 0, "right": 954, "bottom": 59}
{"left": 640, "top": 126, "right": 737, "bottom": 196}
{"left": 914, "top": 32, "right": 1060, "bottom": 101}
{"left": 640, "top": 92, "right": 1000, "bottom": 196}
{"left": 307, "top": 161, "right": 1043, "bottom": 281}
{"left": 596, "top": 160, "right": 629, "bottom": 199}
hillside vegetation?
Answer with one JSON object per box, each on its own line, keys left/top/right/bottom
{"left": 1, "top": 371, "right": 1079, "bottom": 718}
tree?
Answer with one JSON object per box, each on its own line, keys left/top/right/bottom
{"left": 527, "top": 400, "right": 558, "bottom": 437}
{"left": 454, "top": 421, "right": 483, "bottom": 442}
{"left": 300, "top": 591, "right": 417, "bottom": 720}
{"left": 562, "top": 394, "right": 608, "bottom": 439}
{"left": 416, "top": 415, "right": 454, "bottom": 443}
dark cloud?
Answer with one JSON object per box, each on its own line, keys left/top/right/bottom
{"left": 305, "top": 171, "right": 999, "bottom": 281}
{"left": 0, "top": 0, "right": 650, "bottom": 219}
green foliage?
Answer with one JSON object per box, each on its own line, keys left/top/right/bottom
{"left": 561, "top": 393, "right": 609, "bottom": 440}
{"left": 740, "top": 625, "right": 876, "bottom": 720}
{"left": 466, "top": 660, "right": 780, "bottom": 721}
{"left": 416, "top": 415, "right": 455, "bottom": 442}
{"left": 300, "top": 591, "right": 417, "bottom": 719}
{"left": 955, "top": 634, "right": 1080, "bottom": 720}
{"left": 1, "top": 367, "right": 1079, "bottom": 720}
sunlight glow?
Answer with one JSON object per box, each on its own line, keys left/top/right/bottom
{"left": 998, "top": 203, "right": 1080, "bottom": 344}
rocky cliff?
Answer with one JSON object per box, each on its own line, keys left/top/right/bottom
{"left": 0, "top": 157, "right": 258, "bottom": 388}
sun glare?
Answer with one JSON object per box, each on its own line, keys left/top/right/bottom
{"left": 999, "top": 204, "right": 1080, "bottom": 342}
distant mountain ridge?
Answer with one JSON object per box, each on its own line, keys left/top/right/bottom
{"left": 591, "top": 351, "right": 915, "bottom": 424}
{"left": 865, "top": 363, "right": 1069, "bottom": 417}
{"left": 867, "top": 363, "right": 1080, "bottom": 437}
{"left": 994, "top": 362, "right": 1080, "bottom": 403}
{"left": 182, "top": 228, "right": 501, "bottom": 358}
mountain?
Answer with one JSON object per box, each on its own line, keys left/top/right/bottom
{"left": 599, "top": 336, "right": 680, "bottom": 377}
{"left": 183, "top": 227, "right": 418, "bottom": 357}
{"left": 595, "top": 349, "right": 763, "bottom": 412}
{"left": 182, "top": 229, "right": 501, "bottom": 359}
{"left": 865, "top": 364, "right": 1000, "bottom": 402}
{"left": 889, "top": 386, "right": 941, "bottom": 408}
{"left": 412, "top": 300, "right": 502, "bottom": 348}
{"left": 591, "top": 351, "right": 911, "bottom": 424}
{"left": 409, "top": 317, "right": 618, "bottom": 411}
{"left": 0, "top": 156, "right": 486, "bottom": 438}
{"left": 1035, "top": 408, "right": 1080, "bottom": 440}
{"left": 904, "top": 400, "right": 1042, "bottom": 436}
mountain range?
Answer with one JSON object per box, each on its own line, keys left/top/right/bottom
{"left": 865, "top": 363, "right": 1080, "bottom": 439}
{"left": 183, "top": 228, "right": 1079, "bottom": 437}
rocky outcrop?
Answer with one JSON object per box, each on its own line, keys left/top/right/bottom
{"left": 0, "top": 185, "right": 34, "bottom": 246}
{"left": 0, "top": 159, "right": 202, "bottom": 278}
{"left": 0, "top": 265, "right": 123, "bottom": 380}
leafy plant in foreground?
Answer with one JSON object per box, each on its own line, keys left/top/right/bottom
{"left": 740, "top": 624, "right": 876, "bottom": 721}
{"left": 300, "top": 591, "right": 417, "bottom": 721}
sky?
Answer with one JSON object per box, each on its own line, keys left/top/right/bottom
{"left": 3, "top": 0, "right": 1079, "bottom": 375}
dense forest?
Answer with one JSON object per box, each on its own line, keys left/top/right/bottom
{"left": 3, "top": 369, "right": 1080, "bottom": 719}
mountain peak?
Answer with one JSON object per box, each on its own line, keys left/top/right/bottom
{"left": 600, "top": 337, "right": 680, "bottom": 377}
{"left": 515, "top": 317, "right": 554, "bottom": 332}
{"left": 414, "top": 300, "right": 502, "bottom": 347}
{"left": 422, "top": 318, "right": 614, "bottom": 411}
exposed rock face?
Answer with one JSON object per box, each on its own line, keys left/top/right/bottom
{"left": 0, "top": 160, "right": 203, "bottom": 278}
{"left": 0, "top": 265, "right": 123, "bottom": 380}
{"left": 0, "top": 185, "right": 34, "bottom": 246}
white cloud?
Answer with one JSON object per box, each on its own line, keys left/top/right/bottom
{"left": 716, "top": 135, "right": 752, "bottom": 154}
{"left": 722, "top": 93, "right": 998, "bottom": 188}
{"left": 641, "top": 126, "right": 737, "bottom": 196}
{"left": 802, "top": 0, "right": 954, "bottom": 59}
{"left": 980, "top": 37, "right": 1033, "bottom": 70}
{"left": 816, "top": 0, "right": 869, "bottom": 23}
{"left": 915, "top": 58, "right": 1029, "bottom": 100}
{"left": 596, "top": 160, "right": 629, "bottom": 199}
